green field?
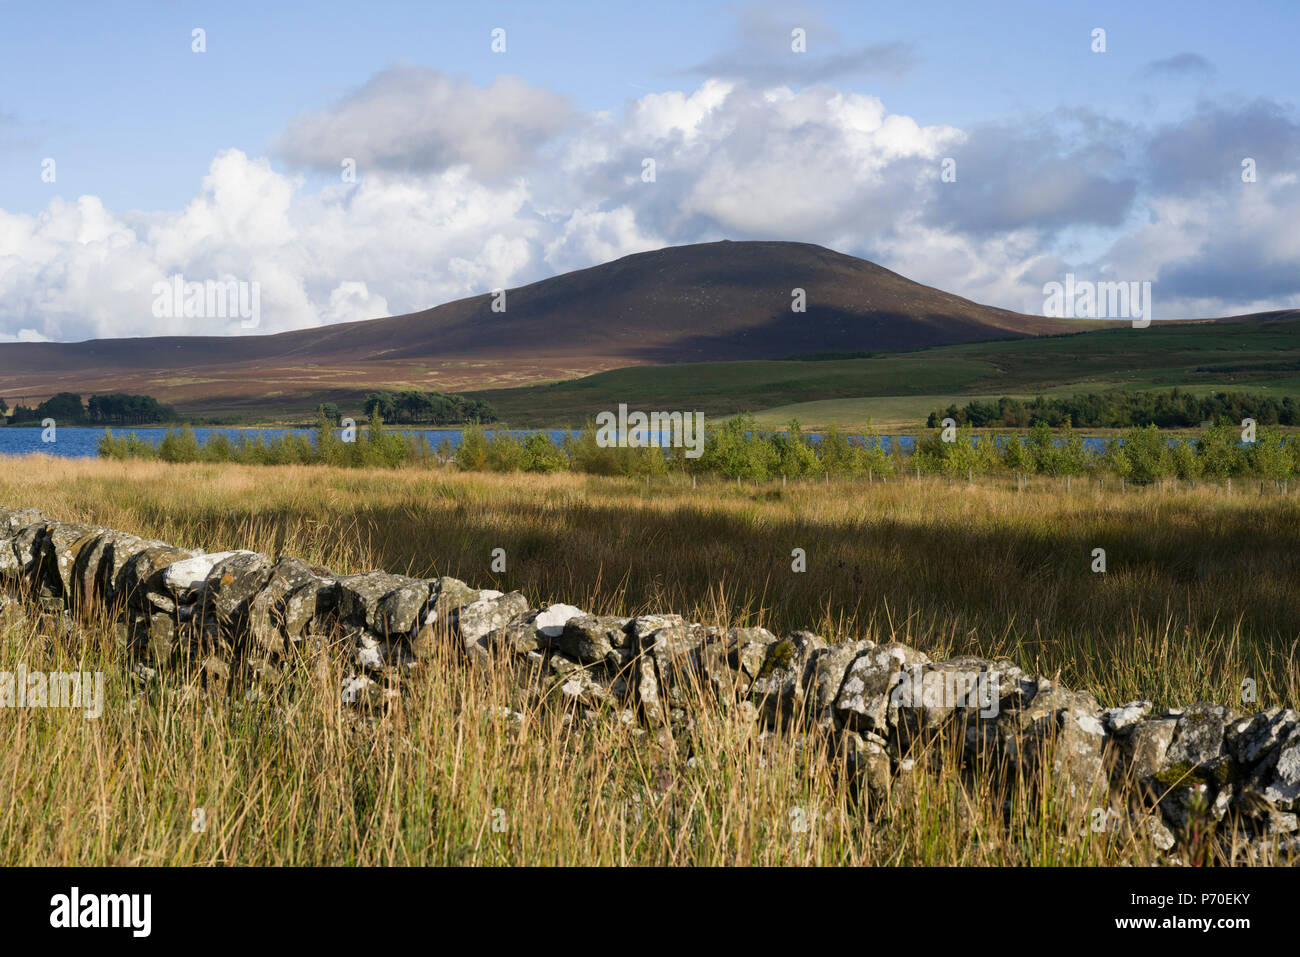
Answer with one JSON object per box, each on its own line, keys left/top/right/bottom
{"left": 471, "top": 318, "right": 1300, "bottom": 429}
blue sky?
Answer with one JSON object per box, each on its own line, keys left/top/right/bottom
{"left": 1, "top": 0, "right": 1297, "bottom": 340}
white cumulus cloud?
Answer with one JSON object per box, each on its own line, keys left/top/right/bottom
{"left": 2, "top": 68, "right": 1298, "bottom": 342}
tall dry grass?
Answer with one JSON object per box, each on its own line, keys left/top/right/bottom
{"left": 1, "top": 593, "right": 1181, "bottom": 866}
{"left": 0, "top": 456, "right": 1296, "bottom": 865}
{"left": 3, "top": 456, "right": 1295, "bottom": 706}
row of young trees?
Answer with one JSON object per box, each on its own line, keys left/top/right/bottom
{"left": 927, "top": 389, "right": 1300, "bottom": 429}
{"left": 453, "top": 418, "right": 1297, "bottom": 484}
{"left": 98, "top": 411, "right": 417, "bottom": 467}
{"left": 99, "top": 413, "right": 1299, "bottom": 485}
{"left": 912, "top": 420, "right": 1296, "bottom": 483}
{"left": 4, "top": 392, "right": 175, "bottom": 425}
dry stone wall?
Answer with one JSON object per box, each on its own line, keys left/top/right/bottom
{"left": 2, "top": 505, "right": 1298, "bottom": 860}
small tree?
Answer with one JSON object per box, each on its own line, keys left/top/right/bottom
{"left": 1063, "top": 423, "right": 1091, "bottom": 474}
{"left": 364, "top": 410, "right": 409, "bottom": 467}
{"left": 701, "top": 414, "right": 777, "bottom": 480}
{"left": 203, "top": 432, "right": 234, "bottom": 463}
{"left": 771, "top": 420, "right": 822, "bottom": 478}
{"left": 1100, "top": 437, "right": 1131, "bottom": 480}
{"left": 1169, "top": 437, "right": 1201, "bottom": 479}
{"left": 858, "top": 433, "right": 895, "bottom": 476}
{"left": 315, "top": 408, "right": 343, "bottom": 465}
{"left": 1196, "top": 421, "right": 1243, "bottom": 478}
{"left": 486, "top": 431, "right": 527, "bottom": 472}
{"left": 157, "top": 426, "right": 202, "bottom": 463}
{"left": 521, "top": 431, "right": 569, "bottom": 473}
{"left": 455, "top": 424, "right": 491, "bottom": 471}
{"left": 1119, "top": 425, "right": 1171, "bottom": 485}
{"left": 1027, "top": 421, "right": 1063, "bottom": 475}
{"left": 1248, "top": 426, "right": 1292, "bottom": 480}
{"left": 1001, "top": 434, "right": 1031, "bottom": 473}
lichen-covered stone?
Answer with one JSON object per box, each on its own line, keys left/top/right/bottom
{"left": 728, "top": 628, "right": 777, "bottom": 681}
{"left": 1102, "top": 700, "right": 1152, "bottom": 735}
{"left": 246, "top": 556, "right": 334, "bottom": 654}
{"left": 479, "top": 603, "right": 589, "bottom": 659}
{"left": 834, "top": 643, "right": 929, "bottom": 734}
{"left": 1226, "top": 709, "right": 1299, "bottom": 768}
{"left": 145, "top": 612, "right": 177, "bottom": 665}
{"left": 336, "top": 571, "right": 423, "bottom": 634}
{"left": 625, "top": 614, "right": 684, "bottom": 643}
{"left": 427, "top": 576, "right": 481, "bottom": 625}
{"left": 71, "top": 529, "right": 144, "bottom": 611}
{"left": 1165, "top": 702, "right": 1237, "bottom": 769}
{"left": 1146, "top": 814, "right": 1176, "bottom": 851}
{"left": 535, "top": 603, "right": 586, "bottom": 638}
{"left": 163, "top": 552, "right": 249, "bottom": 596}
{"left": 98, "top": 533, "right": 163, "bottom": 607}
{"left": 117, "top": 544, "right": 202, "bottom": 609}
{"left": 0, "top": 506, "right": 46, "bottom": 537}
{"left": 552, "top": 667, "right": 610, "bottom": 708}
{"left": 375, "top": 578, "right": 431, "bottom": 637}
{"left": 696, "top": 626, "right": 776, "bottom": 702}
{"left": 1122, "top": 717, "right": 1178, "bottom": 780}
{"left": 645, "top": 621, "right": 708, "bottom": 672}
{"left": 1261, "top": 727, "right": 1300, "bottom": 811}
{"left": 893, "top": 656, "right": 1022, "bottom": 742}
{"left": 807, "top": 639, "right": 871, "bottom": 728}
{"left": 640, "top": 621, "right": 727, "bottom": 708}
{"left": 10, "top": 521, "right": 52, "bottom": 586}
{"left": 198, "top": 551, "right": 275, "bottom": 628}
{"left": 842, "top": 731, "right": 891, "bottom": 808}
{"left": 634, "top": 655, "right": 662, "bottom": 722}
{"left": 39, "top": 522, "right": 106, "bottom": 600}
{"left": 1051, "top": 710, "right": 1108, "bottom": 800}
{"left": 1008, "top": 682, "right": 1101, "bottom": 730}
{"left": 749, "top": 630, "right": 825, "bottom": 726}
{"left": 557, "top": 614, "right": 632, "bottom": 665}
{"left": 458, "top": 591, "right": 530, "bottom": 663}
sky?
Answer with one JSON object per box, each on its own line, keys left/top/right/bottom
{"left": 0, "top": 0, "right": 1297, "bottom": 341}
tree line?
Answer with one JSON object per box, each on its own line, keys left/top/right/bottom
{"left": 927, "top": 389, "right": 1300, "bottom": 429}
{"left": 360, "top": 390, "right": 497, "bottom": 425}
{"left": 3, "top": 392, "right": 176, "bottom": 425}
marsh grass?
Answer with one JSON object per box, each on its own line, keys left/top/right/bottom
{"left": 0, "top": 456, "right": 1296, "bottom": 865}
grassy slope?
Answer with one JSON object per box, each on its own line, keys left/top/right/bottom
{"left": 471, "top": 319, "right": 1300, "bottom": 428}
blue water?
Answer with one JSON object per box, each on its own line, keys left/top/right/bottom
{"left": 0, "top": 427, "right": 1122, "bottom": 460}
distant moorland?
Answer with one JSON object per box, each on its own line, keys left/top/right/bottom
{"left": 4, "top": 241, "right": 1297, "bottom": 428}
